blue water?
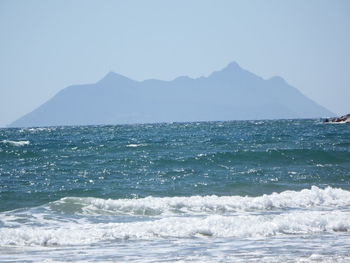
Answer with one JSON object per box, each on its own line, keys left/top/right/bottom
{"left": 0, "top": 119, "right": 349, "bottom": 262}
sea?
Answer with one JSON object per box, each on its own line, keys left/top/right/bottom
{"left": 0, "top": 119, "right": 349, "bottom": 262}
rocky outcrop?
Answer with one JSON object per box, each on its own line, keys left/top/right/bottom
{"left": 323, "top": 114, "right": 350, "bottom": 123}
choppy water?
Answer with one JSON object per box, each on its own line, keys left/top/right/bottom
{"left": 0, "top": 119, "right": 349, "bottom": 262}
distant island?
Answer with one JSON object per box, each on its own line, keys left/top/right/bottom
{"left": 10, "top": 62, "right": 334, "bottom": 127}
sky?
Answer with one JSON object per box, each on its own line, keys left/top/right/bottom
{"left": 0, "top": 0, "right": 349, "bottom": 127}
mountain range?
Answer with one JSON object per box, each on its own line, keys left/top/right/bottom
{"left": 9, "top": 62, "right": 333, "bottom": 127}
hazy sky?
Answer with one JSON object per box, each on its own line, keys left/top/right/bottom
{"left": 1, "top": 0, "right": 349, "bottom": 127}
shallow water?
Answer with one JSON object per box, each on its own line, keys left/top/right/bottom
{"left": 0, "top": 119, "right": 349, "bottom": 262}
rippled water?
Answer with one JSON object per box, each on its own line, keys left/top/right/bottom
{"left": 0, "top": 119, "right": 349, "bottom": 262}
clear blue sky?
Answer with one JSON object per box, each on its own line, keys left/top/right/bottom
{"left": 1, "top": 0, "right": 349, "bottom": 127}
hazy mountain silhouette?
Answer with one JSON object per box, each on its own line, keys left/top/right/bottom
{"left": 10, "top": 62, "right": 334, "bottom": 127}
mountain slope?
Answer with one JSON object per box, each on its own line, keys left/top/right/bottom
{"left": 9, "top": 62, "right": 333, "bottom": 127}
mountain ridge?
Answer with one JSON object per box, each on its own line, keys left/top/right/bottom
{"left": 9, "top": 62, "right": 334, "bottom": 128}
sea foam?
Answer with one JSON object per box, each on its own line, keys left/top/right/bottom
{"left": 126, "top": 143, "right": 147, "bottom": 147}
{"left": 50, "top": 186, "right": 350, "bottom": 216}
{"left": 0, "top": 140, "right": 30, "bottom": 146}
{"left": 0, "top": 211, "right": 349, "bottom": 246}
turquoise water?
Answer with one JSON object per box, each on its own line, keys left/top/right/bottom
{"left": 0, "top": 119, "right": 350, "bottom": 262}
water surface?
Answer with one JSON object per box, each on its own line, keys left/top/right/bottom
{"left": 0, "top": 119, "right": 349, "bottom": 262}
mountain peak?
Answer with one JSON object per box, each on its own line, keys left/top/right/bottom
{"left": 98, "top": 71, "right": 135, "bottom": 85}
{"left": 224, "top": 61, "right": 242, "bottom": 71}
{"left": 208, "top": 61, "right": 246, "bottom": 78}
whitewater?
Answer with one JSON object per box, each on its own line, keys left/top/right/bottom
{"left": 0, "top": 119, "right": 349, "bottom": 262}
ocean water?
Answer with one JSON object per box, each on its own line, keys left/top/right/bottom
{"left": 0, "top": 119, "right": 349, "bottom": 262}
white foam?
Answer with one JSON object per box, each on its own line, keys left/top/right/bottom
{"left": 126, "top": 143, "right": 147, "bottom": 147}
{"left": 52, "top": 186, "right": 350, "bottom": 216}
{"left": 20, "top": 127, "right": 53, "bottom": 132}
{"left": 0, "top": 210, "right": 349, "bottom": 246}
{"left": 1, "top": 140, "right": 30, "bottom": 146}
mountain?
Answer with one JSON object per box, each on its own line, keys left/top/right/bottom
{"left": 9, "top": 62, "right": 334, "bottom": 127}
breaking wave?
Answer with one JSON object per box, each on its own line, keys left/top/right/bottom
{"left": 0, "top": 211, "right": 349, "bottom": 246}
{"left": 0, "top": 140, "right": 30, "bottom": 146}
{"left": 2, "top": 186, "right": 350, "bottom": 247}
{"left": 50, "top": 186, "right": 350, "bottom": 216}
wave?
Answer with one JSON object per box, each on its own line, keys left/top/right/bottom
{"left": 198, "top": 148, "right": 345, "bottom": 163}
{"left": 19, "top": 127, "right": 54, "bottom": 133}
{"left": 152, "top": 148, "right": 348, "bottom": 168}
{"left": 0, "top": 140, "right": 30, "bottom": 146}
{"left": 125, "top": 143, "right": 147, "bottom": 148}
{"left": 1, "top": 210, "right": 349, "bottom": 246}
{"left": 49, "top": 186, "right": 350, "bottom": 216}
